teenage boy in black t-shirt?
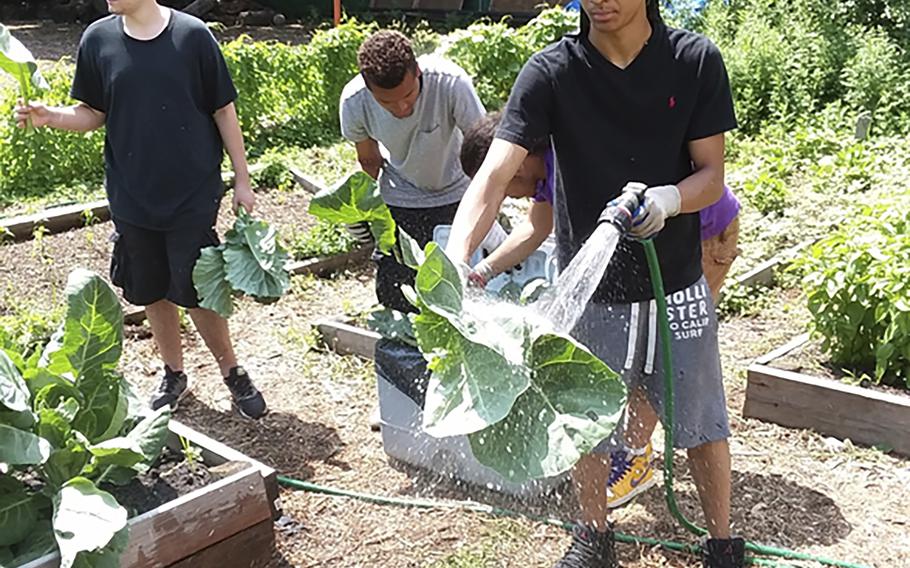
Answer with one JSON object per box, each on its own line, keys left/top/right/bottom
{"left": 16, "top": 0, "right": 267, "bottom": 420}
{"left": 445, "top": 1, "right": 744, "bottom": 566}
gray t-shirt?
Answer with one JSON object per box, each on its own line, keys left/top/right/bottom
{"left": 339, "top": 55, "right": 485, "bottom": 208}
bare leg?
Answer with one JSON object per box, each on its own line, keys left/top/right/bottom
{"left": 145, "top": 300, "right": 183, "bottom": 371}
{"left": 688, "top": 439, "right": 732, "bottom": 538}
{"left": 572, "top": 453, "right": 613, "bottom": 530}
{"left": 624, "top": 387, "right": 660, "bottom": 448}
{"left": 188, "top": 307, "right": 238, "bottom": 376}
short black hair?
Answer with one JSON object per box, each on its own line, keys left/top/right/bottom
{"left": 357, "top": 30, "right": 418, "bottom": 90}
{"left": 460, "top": 112, "right": 549, "bottom": 178}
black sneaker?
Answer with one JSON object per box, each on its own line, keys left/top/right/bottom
{"left": 224, "top": 366, "right": 268, "bottom": 419}
{"left": 149, "top": 365, "right": 188, "bottom": 411}
{"left": 702, "top": 537, "right": 745, "bottom": 568}
{"left": 555, "top": 524, "right": 620, "bottom": 568}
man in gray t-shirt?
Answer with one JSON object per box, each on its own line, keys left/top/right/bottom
{"left": 340, "top": 30, "right": 485, "bottom": 313}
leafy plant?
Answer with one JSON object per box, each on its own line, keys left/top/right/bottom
{"left": 0, "top": 269, "right": 171, "bottom": 567}
{"left": 193, "top": 209, "right": 291, "bottom": 318}
{"left": 403, "top": 242, "right": 627, "bottom": 482}
{"left": 287, "top": 219, "right": 357, "bottom": 260}
{"left": 0, "top": 23, "right": 48, "bottom": 107}
{"left": 797, "top": 196, "right": 910, "bottom": 387}
{"left": 308, "top": 171, "right": 396, "bottom": 255}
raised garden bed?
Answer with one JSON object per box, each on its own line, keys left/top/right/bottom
{"left": 744, "top": 334, "right": 910, "bottom": 456}
{"left": 20, "top": 419, "right": 279, "bottom": 568}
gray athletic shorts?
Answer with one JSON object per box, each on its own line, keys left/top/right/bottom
{"left": 572, "top": 276, "right": 731, "bottom": 451}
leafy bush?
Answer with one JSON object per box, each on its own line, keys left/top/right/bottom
{"left": 288, "top": 219, "right": 357, "bottom": 260}
{"left": 0, "top": 61, "right": 104, "bottom": 205}
{"left": 841, "top": 28, "right": 910, "bottom": 135}
{"left": 798, "top": 196, "right": 910, "bottom": 388}
{"left": 0, "top": 269, "right": 171, "bottom": 567}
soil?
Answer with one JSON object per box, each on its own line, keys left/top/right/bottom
{"left": 773, "top": 337, "right": 910, "bottom": 397}
{"left": 110, "top": 447, "right": 216, "bottom": 518}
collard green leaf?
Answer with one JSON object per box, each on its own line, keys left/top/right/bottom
{"left": 72, "top": 371, "right": 121, "bottom": 443}
{"left": 0, "top": 424, "right": 51, "bottom": 465}
{"left": 415, "top": 243, "right": 463, "bottom": 319}
{"left": 46, "top": 270, "right": 122, "bottom": 381}
{"left": 44, "top": 437, "right": 90, "bottom": 489}
{"left": 37, "top": 407, "right": 74, "bottom": 449}
{"left": 0, "top": 409, "right": 36, "bottom": 430}
{"left": 0, "top": 475, "right": 37, "bottom": 547}
{"left": 193, "top": 246, "right": 235, "bottom": 319}
{"left": 223, "top": 245, "right": 290, "bottom": 300}
{"left": 0, "top": 350, "right": 30, "bottom": 413}
{"left": 414, "top": 309, "right": 529, "bottom": 437}
{"left": 125, "top": 407, "right": 170, "bottom": 469}
{"left": 308, "top": 171, "right": 397, "bottom": 255}
{"left": 231, "top": 209, "right": 285, "bottom": 272}
{"left": 9, "top": 521, "right": 57, "bottom": 566}
{"left": 367, "top": 308, "right": 416, "bottom": 346}
{"left": 0, "top": 23, "right": 49, "bottom": 100}
{"left": 85, "top": 438, "right": 145, "bottom": 476}
{"left": 71, "top": 526, "right": 128, "bottom": 568}
{"left": 52, "top": 477, "right": 127, "bottom": 568}
{"left": 397, "top": 228, "right": 425, "bottom": 270}
{"left": 468, "top": 334, "right": 626, "bottom": 482}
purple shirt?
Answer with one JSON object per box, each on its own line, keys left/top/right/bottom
{"left": 700, "top": 185, "right": 740, "bottom": 240}
{"left": 533, "top": 147, "right": 555, "bottom": 204}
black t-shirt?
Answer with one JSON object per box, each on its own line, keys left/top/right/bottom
{"left": 71, "top": 10, "right": 238, "bottom": 230}
{"left": 497, "top": 19, "right": 737, "bottom": 303}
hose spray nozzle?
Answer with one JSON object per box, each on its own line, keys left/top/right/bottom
{"left": 597, "top": 182, "right": 648, "bottom": 236}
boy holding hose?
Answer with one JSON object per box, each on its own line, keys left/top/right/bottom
{"left": 445, "top": 0, "right": 745, "bottom": 566}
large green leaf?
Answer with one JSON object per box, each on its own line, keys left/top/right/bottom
{"left": 0, "top": 23, "right": 49, "bottom": 101}
{"left": 44, "top": 437, "right": 90, "bottom": 489}
{"left": 415, "top": 243, "right": 463, "bottom": 319}
{"left": 45, "top": 270, "right": 122, "bottom": 381}
{"left": 71, "top": 526, "right": 128, "bottom": 568}
{"left": 397, "top": 228, "right": 425, "bottom": 270}
{"left": 37, "top": 407, "right": 74, "bottom": 449}
{"left": 52, "top": 477, "right": 127, "bottom": 568}
{"left": 468, "top": 334, "right": 626, "bottom": 482}
{"left": 308, "top": 171, "right": 397, "bottom": 255}
{"left": 367, "top": 308, "right": 417, "bottom": 346}
{"left": 72, "top": 371, "right": 121, "bottom": 443}
{"left": 0, "top": 424, "right": 51, "bottom": 465}
{"left": 125, "top": 407, "right": 170, "bottom": 470}
{"left": 0, "top": 409, "right": 36, "bottom": 430}
{"left": 228, "top": 209, "right": 285, "bottom": 273}
{"left": 84, "top": 438, "right": 145, "bottom": 478}
{"left": 0, "top": 350, "right": 30, "bottom": 413}
{"left": 0, "top": 475, "right": 37, "bottom": 547}
{"left": 9, "top": 521, "right": 57, "bottom": 566}
{"left": 193, "top": 246, "right": 235, "bottom": 318}
{"left": 414, "top": 309, "right": 529, "bottom": 437}
{"left": 223, "top": 245, "right": 290, "bottom": 300}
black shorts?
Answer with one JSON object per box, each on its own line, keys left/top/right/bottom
{"left": 375, "top": 202, "right": 459, "bottom": 313}
{"left": 110, "top": 218, "right": 219, "bottom": 308}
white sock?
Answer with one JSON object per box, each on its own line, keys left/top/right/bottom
{"left": 625, "top": 444, "right": 648, "bottom": 457}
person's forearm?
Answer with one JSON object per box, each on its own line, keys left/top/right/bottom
{"left": 482, "top": 201, "right": 553, "bottom": 274}
{"left": 49, "top": 104, "right": 105, "bottom": 132}
{"left": 677, "top": 163, "right": 724, "bottom": 213}
{"left": 447, "top": 177, "right": 507, "bottom": 264}
{"left": 214, "top": 103, "right": 250, "bottom": 184}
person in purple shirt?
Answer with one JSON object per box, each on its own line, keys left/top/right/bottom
{"left": 458, "top": 110, "right": 743, "bottom": 512}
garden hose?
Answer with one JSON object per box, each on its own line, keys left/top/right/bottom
{"left": 274, "top": 237, "right": 869, "bottom": 568}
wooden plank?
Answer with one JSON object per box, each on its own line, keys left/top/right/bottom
{"left": 289, "top": 165, "right": 325, "bottom": 195}
{"left": 0, "top": 166, "right": 263, "bottom": 243}
{"left": 168, "top": 519, "right": 274, "bottom": 568}
{"left": 316, "top": 318, "right": 379, "bottom": 359}
{"left": 754, "top": 332, "right": 810, "bottom": 365}
{"left": 744, "top": 363, "right": 910, "bottom": 456}
{"left": 168, "top": 420, "right": 280, "bottom": 519}
{"left": 0, "top": 199, "right": 110, "bottom": 242}
{"left": 121, "top": 247, "right": 371, "bottom": 326}
{"left": 22, "top": 469, "right": 272, "bottom": 568}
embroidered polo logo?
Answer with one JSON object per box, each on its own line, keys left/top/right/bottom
{"left": 668, "top": 96, "right": 676, "bottom": 109}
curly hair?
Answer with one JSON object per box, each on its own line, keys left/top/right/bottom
{"left": 460, "top": 112, "right": 549, "bottom": 178}
{"left": 357, "top": 30, "right": 418, "bottom": 90}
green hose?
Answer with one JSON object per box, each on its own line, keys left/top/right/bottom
{"left": 275, "top": 238, "right": 869, "bottom": 568}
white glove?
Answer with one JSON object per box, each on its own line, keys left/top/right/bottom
{"left": 630, "top": 185, "right": 681, "bottom": 239}
{"left": 468, "top": 259, "right": 497, "bottom": 288}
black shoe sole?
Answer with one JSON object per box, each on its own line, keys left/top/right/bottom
{"left": 233, "top": 400, "right": 269, "bottom": 420}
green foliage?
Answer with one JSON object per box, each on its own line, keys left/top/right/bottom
{"left": 410, "top": 243, "right": 627, "bottom": 482}
{"left": 0, "top": 61, "right": 104, "bottom": 206}
{"left": 287, "top": 219, "right": 357, "bottom": 260}
{"left": 308, "top": 171, "right": 397, "bottom": 255}
{"left": 797, "top": 197, "right": 910, "bottom": 387}
{"left": 193, "top": 210, "right": 291, "bottom": 318}
{"left": 841, "top": 27, "right": 910, "bottom": 135}
{"left": 0, "top": 23, "right": 48, "bottom": 101}
{"left": 0, "top": 270, "right": 171, "bottom": 567}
